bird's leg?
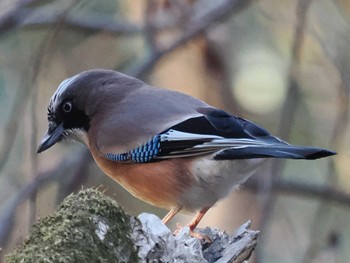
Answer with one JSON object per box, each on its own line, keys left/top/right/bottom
{"left": 162, "top": 207, "right": 182, "bottom": 224}
{"left": 188, "top": 207, "right": 210, "bottom": 231}
{"left": 174, "top": 207, "right": 212, "bottom": 242}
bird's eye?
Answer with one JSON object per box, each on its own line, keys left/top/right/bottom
{"left": 62, "top": 101, "right": 73, "bottom": 113}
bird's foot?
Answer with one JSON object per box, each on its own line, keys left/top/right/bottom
{"left": 173, "top": 223, "right": 212, "bottom": 243}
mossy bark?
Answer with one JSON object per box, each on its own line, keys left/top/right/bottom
{"left": 6, "top": 189, "right": 139, "bottom": 263}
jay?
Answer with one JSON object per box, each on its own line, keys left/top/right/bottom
{"left": 37, "top": 69, "right": 335, "bottom": 234}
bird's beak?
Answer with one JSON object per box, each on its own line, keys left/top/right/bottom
{"left": 37, "top": 123, "right": 65, "bottom": 153}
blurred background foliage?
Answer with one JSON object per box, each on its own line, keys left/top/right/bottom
{"left": 0, "top": 0, "right": 349, "bottom": 262}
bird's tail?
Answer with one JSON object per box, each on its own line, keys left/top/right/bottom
{"left": 214, "top": 145, "right": 336, "bottom": 160}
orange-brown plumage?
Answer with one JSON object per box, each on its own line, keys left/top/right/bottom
{"left": 90, "top": 144, "right": 193, "bottom": 210}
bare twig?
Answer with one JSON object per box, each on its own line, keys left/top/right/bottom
{"left": 128, "top": 0, "right": 255, "bottom": 78}
{"left": 0, "top": 0, "right": 40, "bottom": 36}
{"left": 245, "top": 177, "right": 350, "bottom": 206}
{"left": 22, "top": 12, "right": 141, "bottom": 35}
{"left": 0, "top": 1, "right": 141, "bottom": 38}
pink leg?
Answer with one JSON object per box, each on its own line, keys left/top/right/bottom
{"left": 188, "top": 207, "right": 210, "bottom": 231}
{"left": 162, "top": 207, "right": 182, "bottom": 224}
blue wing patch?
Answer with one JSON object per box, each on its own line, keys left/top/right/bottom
{"left": 105, "top": 135, "right": 161, "bottom": 163}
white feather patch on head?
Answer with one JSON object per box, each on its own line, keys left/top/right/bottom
{"left": 50, "top": 75, "right": 78, "bottom": 110}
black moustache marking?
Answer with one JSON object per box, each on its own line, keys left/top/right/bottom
{"left": 62, "top": 107, "right": 90, "bottom": 132}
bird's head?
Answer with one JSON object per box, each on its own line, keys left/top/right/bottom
{"left": 37, "top": 73, "right": 91, "bottom": 153}
{"left": 37, "top": 69, "right": 142, "bottom": 153}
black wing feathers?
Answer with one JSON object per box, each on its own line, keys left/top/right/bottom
{"left": 203, "top": 108, "right": 287, "bottom": 144}
{"left": 214, "top": 145, "right": 336, "bottom": 160}
{"left": 168, "top": 116, "right": 224, "bottom": 137}
{"left": 155, "top": 108, "right": 336, "bottom": 160}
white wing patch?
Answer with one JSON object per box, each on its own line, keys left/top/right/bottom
{"left": 160, "top": 129, "right": 271, "bottom": 146}
{"left": 160, "top": 129, "right": 222, "bottom": 141}
{"left": 155, "top": 129, "right": 275, "bottom": 158}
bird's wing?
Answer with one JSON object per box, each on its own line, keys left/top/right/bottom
{"left": 94, "top": 84, "right": 208, "bottom": 154}
{"left": 104, "top": 107, "right": 334, "bottom": 163}
{"left": 153, "top": 108, "right": 286, "bottom": 159}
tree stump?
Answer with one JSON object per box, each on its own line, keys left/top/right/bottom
{"left": 6, "top": 189, "right": 259, "bottom": 263}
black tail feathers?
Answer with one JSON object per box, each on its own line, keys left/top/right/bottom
{"left": 214, "top": 145, "right": 336, "bottom": 160}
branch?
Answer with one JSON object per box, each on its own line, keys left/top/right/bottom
{"left": 245, "top": 176, "right": 350, "bottom": 206}
{"left": 0, "top": 0, "right": 40, "bottom": 36}
{"left": 128, "top": 0, "right": 255, "bottom": 78}
{"left": 0, "top": 1, "right": 141, "bottom": 37}
{"left": 22, "top": 12, "right": 141, "bottom": 35}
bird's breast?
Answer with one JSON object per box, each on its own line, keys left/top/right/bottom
{"left": 89, "top": 145, "right": 264, "bottom": 212}
{"left": 91, "top": 150, "right": 194, "bottom": 210}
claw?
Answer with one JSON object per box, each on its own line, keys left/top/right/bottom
{"left": 173, "top": 223, "right": 212, "bottom": 243}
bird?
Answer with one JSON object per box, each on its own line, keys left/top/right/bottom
{"left": 37, "top": 69, "right": 335, "bottom": 236}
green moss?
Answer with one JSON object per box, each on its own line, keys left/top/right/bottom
{"left": 6, "top": 189, "right": 139, "bottom": 263}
